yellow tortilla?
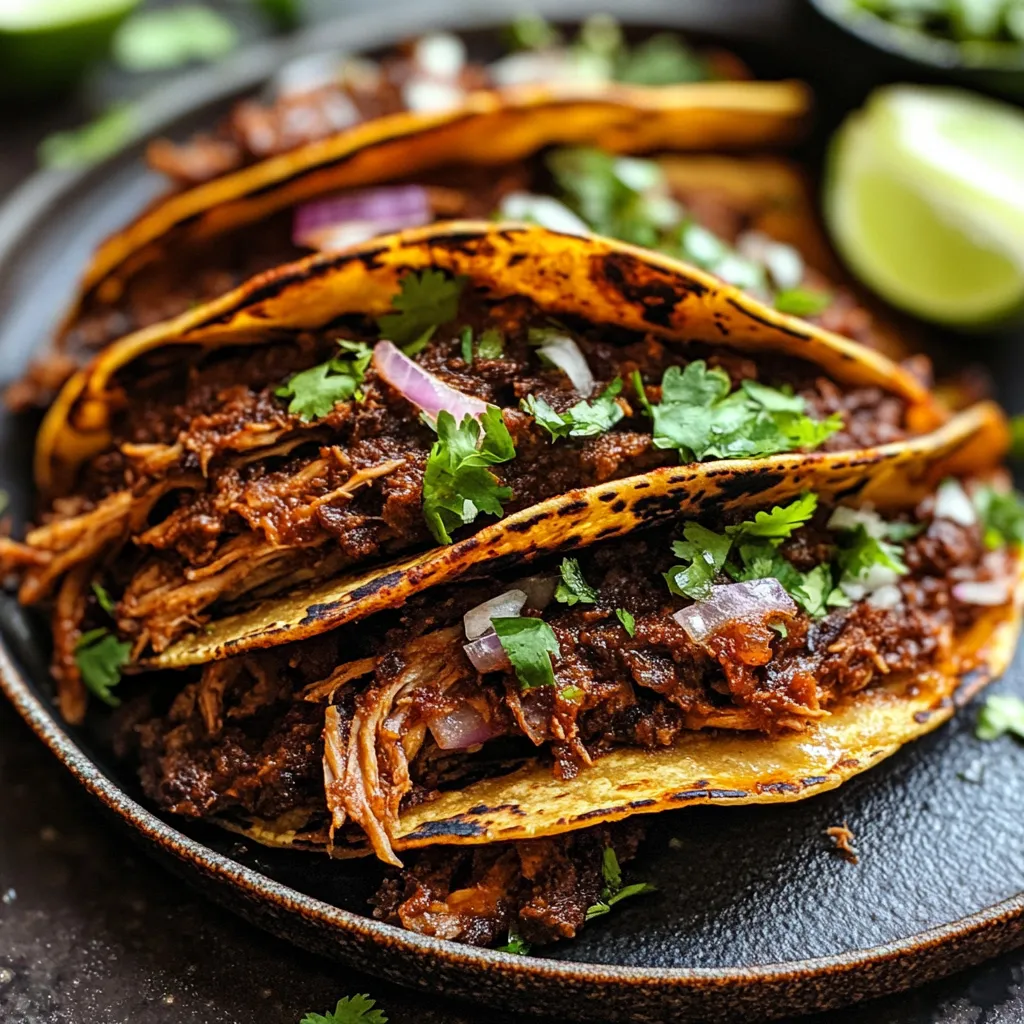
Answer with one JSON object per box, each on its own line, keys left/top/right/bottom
{"left": 40, "top": 222, "right": 943, "bottom": 495}
{"left": 65, "top": 80, "right": 809, "bottom": 334}
{"left": 392, "top": 569, "right": 1022, "bottom": 849}
{"left": 151, "top": 400, "right": 1008, "bottom": 669}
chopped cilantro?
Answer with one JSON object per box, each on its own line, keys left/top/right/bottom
{"left": 504, "top": 12, "right": 562, "bottom": 50}
{"left": 547, "top": 147, "right": 673, "bottom": 249}
{"left": 113, "top": 5, "right": 238, "bottom": 71}
{"left": 664, "top": 522, "right": 732, "bottom": 600}
{"left": 585, "top": 847, "right": 656, "bottom": 921}
{"left": 643, "top": 363, "right": 840, "bottom": 462}
{"left": 492, "top": 616, "right": 560, "bottom": 689}
{"left": 770, "top": 621, "right": 789, "bottom": 638}
{"left": 615, "top": 32, "right": 709, "bottom": 85}
{"left": 422, "top": 407, "right": 515, "bottom": 544}
{"left": 727, "top": 492, "right": 819, "bottom": 541}
{"left": 835, "top": 525, "right": 907, "bottom": 580}
{"left": 773, "top": 288, "right": 832, "bottom": 318}
{"left": 974, "top": 486, "right": 1024, "bottom": 549}
{"left": 664, "top": 494, "right": 850, "bottom": 617}
{"left": 299, "top": 994, "right": 388, "bottom": 1024}
{"left": 616, "top": 608, "right": 636, "bottom": 636}
{"left": 459, "top": 327, "right": 504, "bottom": 366}
{"left": 377, "top": 270, "right": 466, "bottom": 345}
{"left": 39, "top": 104, "right": 136, "bottom": 169}
{"left": 522, "top": 378, "right": 624, "bottom": 440}
{"left": 559, "top": 684, "right": 585, "bottom": 703}
{"left": 976, "top": 694, "right": 1024, "bottom": 742}
{"left": 91, "top": 582, "right": 116, "bottom": 616}
{"left": 275, "top": 340, "right": 372, "bottom": 421}
{"left": 555, "top": 558, "right": 598, "bottom": 606}
{"left": 496, "top": 926, "right": 532, "bottom": 955}
{"left": 74, "top": 629, "right": 130, "bottom": 707}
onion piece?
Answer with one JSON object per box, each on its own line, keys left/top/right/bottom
{"left": 953, "top": 579, "right": 1012, "bottom": 606}
{"left": 536, "top": 335, "right": 595, "bottom": 397}
{"left": 827, "top": 504, "right": 887, "bottom": 539}
{"left": 867, "top": 584, "right": 903, "bottom": 610}
{"left": 672, "top": 579, "right": 797, "bottom": 646}
{"left": 516, "top": 574, "right": 558, "bottom": 611}
{"left": 463, "top": 632, "right": 511, "bottom": 673}
{"left": 402, "top": 78, "right": 465, "bottom": 112}
{"left": 413, "top": 33, "right": 467, "bottom": 78}
{"left": 488, "top": 49, "right": 608, "bottom": 87}
{"left": 934, "top": 479, "right": 977, "bottom": 527}
{"left": 293, "top": 185, "right": 431, "bottom": 251}
{"left": 464, "top": 589, "right": 528, "bottom": 640}
{"left": 373, "top": 340, "right": 489, "bottom": 423}
{"left": 498, "top": 192, "right": 591, "bottom": 236}
{"left": 427, "top": 703, "right": 501, "bottom": 750}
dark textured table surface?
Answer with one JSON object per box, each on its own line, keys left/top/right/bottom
{"left": 3, "top": 2, "right": 1024, "bottom": 1022}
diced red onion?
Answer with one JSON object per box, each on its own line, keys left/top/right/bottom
{"left": 373, "top": 340, "right": 489, "bottom": 422}
{"left": 464, "top": 589, "right": 528, "bottom": 641}
{"left": 271, "top": 51, "right": 345, "bottom": 99}
{"left": 413, "top": 33, "right": 466, "bottom": 79}
{"left": 402, "top": 78, "right": 464, "bottom": 112}
{"left": 498, "top": 192, "right": 591, "bottom": 236}
{"left": 463, "top": 632, "right": 511, "bottom": 673}
{"left": 293, "top": 185, "right": 431, "bottom": 251}
{"left": 427, "top": 703, "right": 501, "bottom": 750}
{"left": 489, "top": 49, "right": 608, "bottom": 87}
{"left": 672, "top": 579, "right": 797, "bottom": 645}
{"left": 516, "top": 574, "right": 558, "bottom": 611}
{"left": 953, "top": 579, "right": 1012, "bottom": 606}
{"left": 827, "top": 504, "right": 887, "bottom": 539}
{"left": 537, "top": 336, "right": 594, "bottom": 397}
{"left": 934, "top": 479, "right": 977, "bottom": 527}
{"left": 867, "top": 584, "right": 903, "bottom": 610}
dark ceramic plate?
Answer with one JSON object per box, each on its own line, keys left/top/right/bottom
{"left": 2, "top": 2, "right": 1024, "bottom": 1021}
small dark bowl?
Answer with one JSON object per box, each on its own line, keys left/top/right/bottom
{"left": 809, "top": 0, "right": 1024, "bottom": 96}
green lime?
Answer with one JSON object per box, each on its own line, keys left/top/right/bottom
{"left": 825, "top": 84, "right": 1024, "bottom": 327}
{"left": 0, "top": 0, "right": 140, "bottom": 99}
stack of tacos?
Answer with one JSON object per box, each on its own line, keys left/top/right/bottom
{"left": 2, "top": 21, "right": 1022, "bottom": 953}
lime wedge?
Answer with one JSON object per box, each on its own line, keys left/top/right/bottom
{"left": 825, "top": 85, "right": 1024, "bottom": 327}
{"left": 0, "top": 0, "right": 139, "bottom": 98}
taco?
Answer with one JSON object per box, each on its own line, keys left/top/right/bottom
{"left": 6, "top": 22, "right": 822, "bottom": 409}
{"left": 121, "top": 442, "right": 1022, "bottom": 948}
{"left": 0, "top": 225, "right": 952, "bottom": 723}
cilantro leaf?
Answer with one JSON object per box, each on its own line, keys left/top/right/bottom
{"left": 504, "top": 12, "right": 562, "bottom": 50}
{"left": 585, "top": 847, "right": 656, "bottom": 921}
{"left": 299, "top": 993, "right": 388, "bottom": 1024}
{"left": 401, "top": 325, "right": 436, "bottom": 357}
{"left": 835, "top": 525, "right": 908, "bottom": 580}
{"left": 616, "top": 608, "right": 636, "bottom": 636}
{"left": 727, "top": 493, "right": 819, "bottom": 541}
{"left": 522, "top": 378, "right": 624, "bottom": 440}
{"left": 91, "top": 582, "right": 116, "bottom": 616}
{"left": 422, "top": 407, "right": 515, "bottom": 545}
{"left": 976, "top": 694, "right": 1024, "bottom": 742}
{"left": 974, "top": 486, "right": 1024, "bottom": 549}
{"left": 496, "top": 926, "right": 532, "bottom": 955}
{"left": 614, "top": 33, "right": 709, "bottom": 85}
{"left": 39, "top": 104, "right": 136, "bottom": 169}
{"left": 74, "top": 628, "right": 131, "bottom": 707}
{"left": 492, "top": 617, "right": 560, "bottom": 689}
{"left": 647, "top": 364, "right": 840, "bottom": 462}
{"left": 377, "top": 270, "right": 465, "bottom": 345}
{"left": 113, "top": 5, "right": 238, "bottom": 71}
{"left": 555, "top": 558, "right": 598, "bottom": 606}
{"left": 275, "top": 340, "right": 372, "bottom": 421}
{"left": 457, "top": 325, "right": 503, "bottom": 366}
{"left": 773, "top": 288, "right": 832, "bottom": 317}
{"left": 664, "top": 522, "right": 732, "bottom": 600}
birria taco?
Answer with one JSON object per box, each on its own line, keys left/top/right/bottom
{"left": 1, "top": 225, "right": 954, "bottom": 725}
{"left": 9, "top": 20, "right": 847, "bottom": 409}
{"left": 121, "top": 425, "right": 1022, "bottom": 948}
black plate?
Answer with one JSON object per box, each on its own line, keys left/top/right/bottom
{"left": 2, "top": 2, "right": 1024, "bottom": 1020}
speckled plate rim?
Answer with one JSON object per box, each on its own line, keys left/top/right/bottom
{"left": 2, "top": 2, "right": 1024, "bottom": 1019}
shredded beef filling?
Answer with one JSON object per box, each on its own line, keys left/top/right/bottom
{"left": 123, "top": 497, "right": 1007, "bottom": 864}
{"left": 10, "top": 289, "right": 911, "bottom": 672}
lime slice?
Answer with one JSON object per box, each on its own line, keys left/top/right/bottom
{"left": 825, "top": 85, "right": 1024, "bottom": 327}
{"left": 0, "top": 0, "right": 139, "bottom": 98}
